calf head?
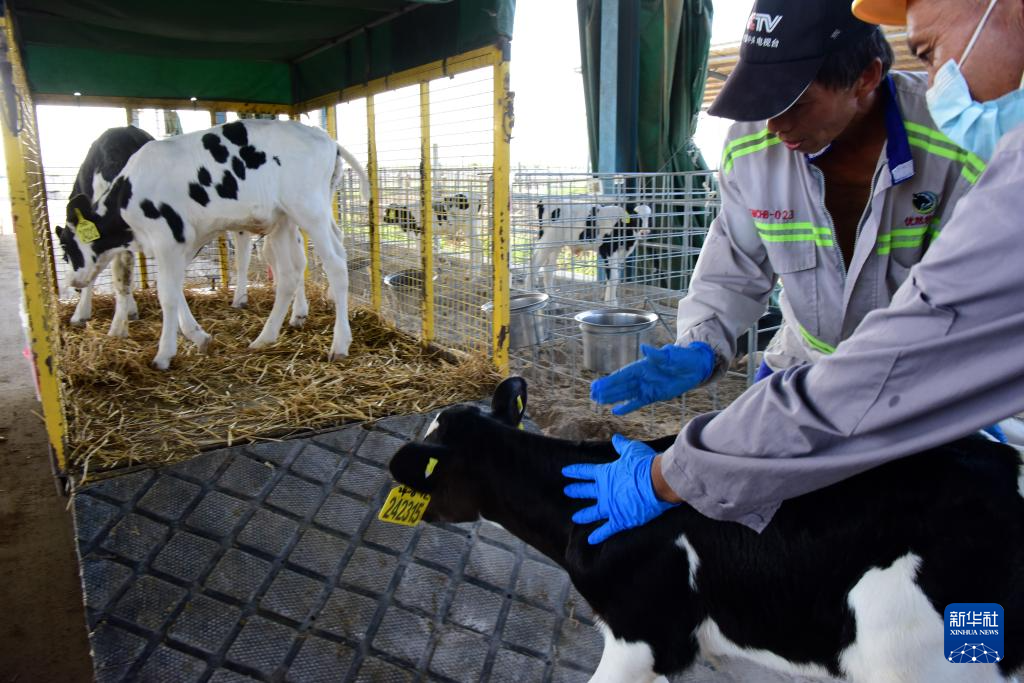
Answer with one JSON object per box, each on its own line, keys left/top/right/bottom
{"left": 629, "top": 204, "right": 653, "bottom": 236}
{"left": 58, "top": 181, "right": 134, "bottom": 288}
{"left": 388, "top": 377, "right": 528, "bottom": 523}
{"left": 58, "top": 194, "right": 110, "bottom": 288}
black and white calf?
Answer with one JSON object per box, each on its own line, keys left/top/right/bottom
{"left": 56, "top": 119, "right": 369, "bottom": 369}
{"left": 382, "top": 191, "right": 484, "bottom": 248}
{"left": 390, "top": 378, "right": 1024, "bottom": 683}
{"left": 382, "top": 202, "right": 452, "bottom": 241}
{"left": 65, "top": 125, "right": 154, "bottom": 331}
{"left": 529, "top": 203, "right": 653, "bottom": 303}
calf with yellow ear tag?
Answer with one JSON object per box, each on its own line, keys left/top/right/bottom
{"left": 384, "top": 377, "right": 533, "bottom": 526}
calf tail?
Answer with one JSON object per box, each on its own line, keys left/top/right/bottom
{"left": 334, "top": 142, "right": 370, "bottom": 203}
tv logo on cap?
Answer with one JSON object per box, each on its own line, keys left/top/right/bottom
{"left": 748, "top": 13, "right": 783, "bottom": 34}
{"left": 945, "top": 603, "right": 1003, "bottom": 665}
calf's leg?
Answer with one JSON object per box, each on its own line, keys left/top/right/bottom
{"left": 590, "top": 624, "right": 664, "bottom": 683}
{"left": 152, "top": 252, "right": 187, "bottom": 370}
{"left": 108, "top": 251, "right": 136, "bottom": 338}
{"left": 292, "top": 210, "right": 350, "bottom": 360}
{"left": 70, "top": 284, "right": 93, "bottom": 326}
{"left": 232, "top": 231, "right": 252, "bottom": 308}
{"left": 249, "top": 227, "right": 303, "bottom": 350}
{"left": 287, "top": 228, "right": 310, "bottom": 328}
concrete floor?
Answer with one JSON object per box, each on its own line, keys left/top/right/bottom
{"left": 0, "top": 234, "right": 93, "bottom": 681}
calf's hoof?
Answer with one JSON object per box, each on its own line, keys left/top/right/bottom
{"left": 248, "top": 337, "right": 274, "bottom": 350}
{"left": 151, "top": 356, "right": 172, "bottom": 371}
{"left": 128, "top": 312, "right": 140, "bottom": 321}
{"left": 107, "top": 326, "right": 129, "bottom": 339}
{"left": 328, "top": 341, "right": 351, "bottom": 361}
{"left": 289, "top": 316, "right": 307, "bottom": 329}
{"left": 195, "top": 332, "right": 212, "bottom": 354}
{"left": 231, "top": 299, "right": 248, "bottom": 310}
{"left": 70, "top": 317, "right": 88, "bottom": 327}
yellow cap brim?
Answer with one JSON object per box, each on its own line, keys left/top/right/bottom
{"left": 851, "top": 0, "right": 907, "bottom": 25}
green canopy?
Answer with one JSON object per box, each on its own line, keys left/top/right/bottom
{"left": 578, "top": 0, "right": 712, "bottom": 173}
{"left": 6, "top": 0, "right": 515, "bottom": 106}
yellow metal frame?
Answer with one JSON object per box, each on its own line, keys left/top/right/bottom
{"left": 36, "top": 93, "right": 290, "bottom": 116}
{"left": 325, "top": 105, "right": 340, "bottom": 224}
{"left": 127, "top": 107, "right": 150, "bottom": 288}
{"left": 366, "top": 95, "right": 382, "bottom": 312}
{"left": 491, "top": 56, "right": 512, "bottom": 374}
{"left": 418, "top": 82, "right": 435, "bottom": 345}
{"left": 308, "top": 44, "right": 512, "bottom": 372}
{"left": 1, "top": 16, "right": 67, "bottom": 471}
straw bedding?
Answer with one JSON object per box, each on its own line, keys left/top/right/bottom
{"left": 58, "top": 284, "right": 500, "bottom": 479}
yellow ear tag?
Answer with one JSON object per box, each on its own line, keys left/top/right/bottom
{"left": 378, "top": 485, "right": 431, "bottom": 526}
{"left": 74, "top": 209, "right": 100, "bottom": 243}
{"left": 425, "top": 457, "right": 438, "bottom": 478}
{"left": 516, "top": 395, "right": 525, "bottom": 430}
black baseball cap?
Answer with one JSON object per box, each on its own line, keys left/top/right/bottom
{"left": 708, "top": 0, "right": 878, "bottom": 122}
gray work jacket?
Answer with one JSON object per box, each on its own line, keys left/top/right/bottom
{"left": 662, "top": 123, "right": 1024, "bottom": 532}
{"left": 677, "top": 72, "right": 981, "bottom": 372}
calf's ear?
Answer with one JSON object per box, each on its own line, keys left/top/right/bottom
{"left": 67, "top": 193, "right": 93, "bottom": 223}
{"left": 490, "top": 376, "right": 527, "bottom": 428}
{"left": 389, "top": 443, "right": 449, "bottom": 493}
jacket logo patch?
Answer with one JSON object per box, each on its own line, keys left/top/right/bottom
{"left": 913, "top": 191, "right": 938, "bottom": 215}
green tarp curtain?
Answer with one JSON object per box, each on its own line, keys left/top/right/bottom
{"left": 5, "top": 0, "right": 515, "bottom": 105}
{"left": 577, "top": 0, "right": 712, "bottom": 173}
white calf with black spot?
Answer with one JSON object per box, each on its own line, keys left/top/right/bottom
{"left": 56, "top": 119, "right": 369, "bottom": 369}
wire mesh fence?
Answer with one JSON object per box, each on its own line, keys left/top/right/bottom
{"left": 333, "top": 68, "right": 497, "bottom": 356}
{"left": 505, "top": 169, "right": 780, "bottom": 412}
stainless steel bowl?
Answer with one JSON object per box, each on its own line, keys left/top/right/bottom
{"left": 574, "top": 308, "right": 659, "bottom": 374}
{"left": 383, "top": 269, "right": 437, "bottom": 313}
{"left": 482, "top": 291, "right": 551, "bottom": 349}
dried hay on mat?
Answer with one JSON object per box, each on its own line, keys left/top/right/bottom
{"left": 58, "top": 284, "right": 499, "bottom": 479}
{"left": 514, "top": 361, "right": 750, "bottom": 443}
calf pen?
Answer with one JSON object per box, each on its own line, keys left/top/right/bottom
{"left": 504, "top": 170, "right": 780, "bottom": 441}
{"left": 6, "top": 33, "right": 514, "bottom": 481}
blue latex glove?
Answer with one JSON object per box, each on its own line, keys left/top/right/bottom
{"left": 562, "top": 434, "right": 679, "bottom": 545}
{"left": 982, "top": 423, "right": 1008, "bottom": 444}
{"left": 590, "top": 342, "right": 716, "bottom": 415}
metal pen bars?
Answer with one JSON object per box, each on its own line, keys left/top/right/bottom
{"left": 507, "top": 171, "right": 715, "bottom": 386}
{"left": 329, "top": 68, "right": 500, "bottom": 359}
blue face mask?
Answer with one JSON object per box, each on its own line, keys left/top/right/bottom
{"left": 925, "top": 0, "right": 1024, "bottom": 161}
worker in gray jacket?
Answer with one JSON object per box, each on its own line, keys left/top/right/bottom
{"left": 591, "top": 1, "right": 981, "bottom": 417}
{"left": 563, "top": 0, "right": 1024, "bottom": 544}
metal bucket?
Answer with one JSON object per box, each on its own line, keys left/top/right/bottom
{"left": 383, "top": 269, "right": 436, "bottom": 314}
{"left": 482, "top": 292, "right": 550, "bottom": 349}
{"left": 575, "top": 308, "right": 658, "bottom": 374}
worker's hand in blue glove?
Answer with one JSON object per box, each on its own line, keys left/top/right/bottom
{"left": 590, "top": 342, "right": 716, "bottom": 415}
{"left": 562, "top": 434, "right": 680, "bottom": 545}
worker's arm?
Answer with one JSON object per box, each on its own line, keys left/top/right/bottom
{"left": 674, "top": 163, "right": 778, "bottom": 379}
{"left": 660, "top": 134, "right": 1024, "bottom": 531}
